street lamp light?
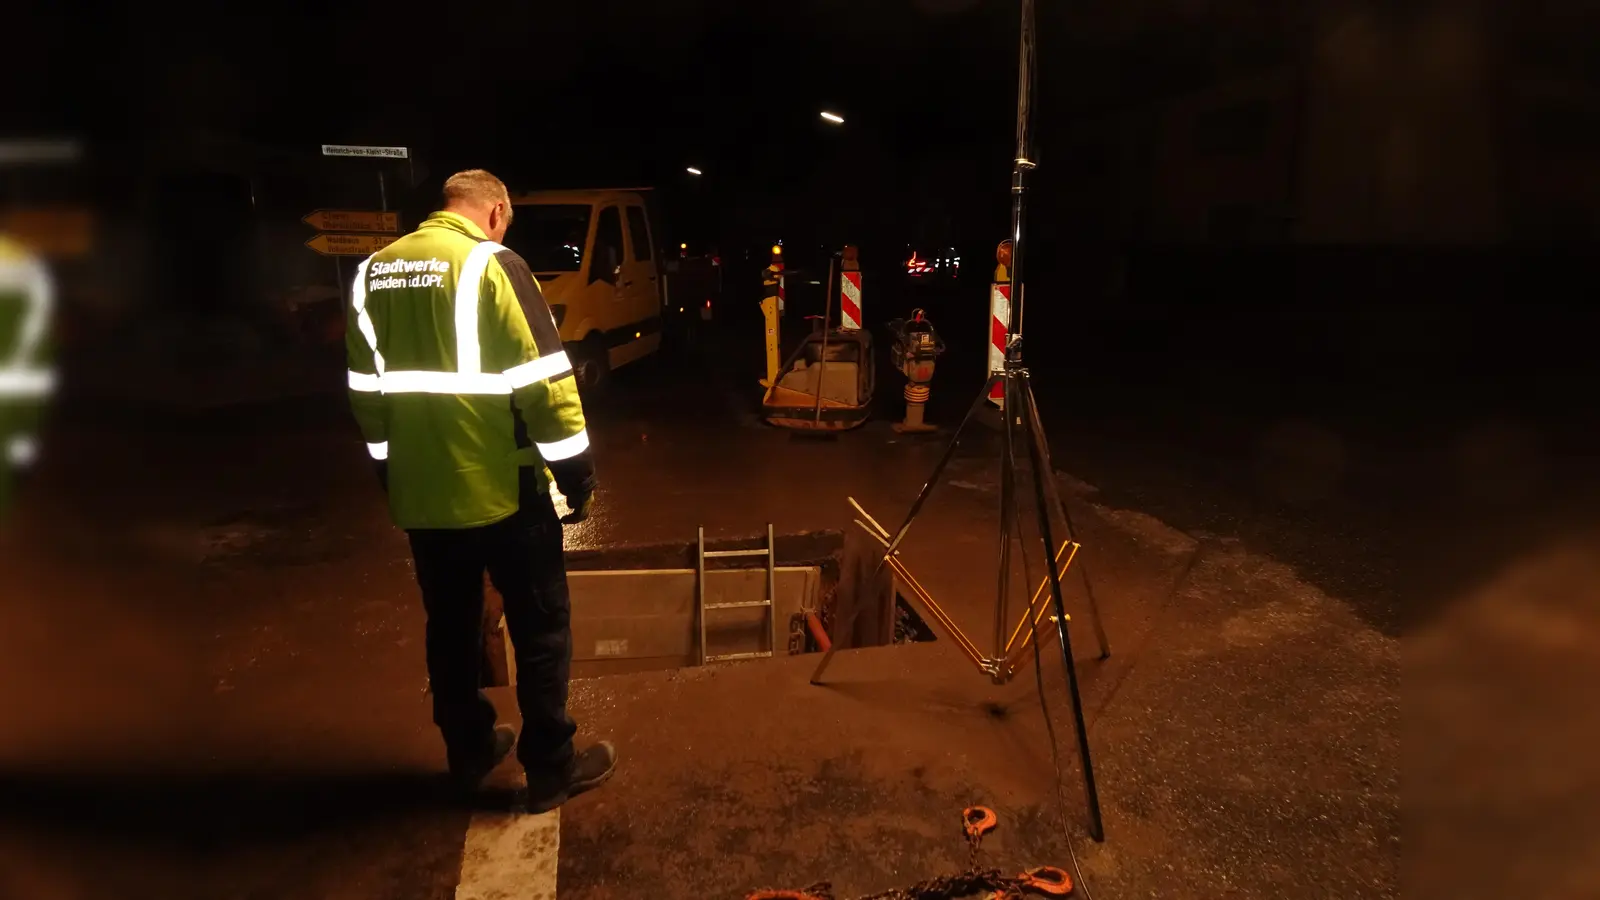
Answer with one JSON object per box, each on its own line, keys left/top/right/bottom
{"left": 686, "top": 166, "right": 703, "bottom": 175}
{"left": 819, "top": 111, "right": 844, "bottom": 125}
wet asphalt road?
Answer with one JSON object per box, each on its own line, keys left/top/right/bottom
{"left": 41, "top": 279, "right": 1598, "bottom": 643}
{"left": 0, "top": 291, "right": 1586, "bottom": 896}
{"left": 710, "top": 283, "right": 1600, "bottom": 640}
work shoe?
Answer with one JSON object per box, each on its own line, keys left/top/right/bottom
{"left": 523, "top": 741, "right": 618, "bottom": 814}
{"left": 450, "top": 725, "right": 517, "bottom": 792}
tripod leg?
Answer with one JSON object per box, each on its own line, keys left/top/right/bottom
{"left": 880, "top": 372, "right": 1001, "bottom": 563}
{"left": 995, "top": 372, "right": 1016, "bottom": 664}
{"left": 1021, "top": 374, "right": 1105, "bottom": 843}
{"left": 1021, "top": 378, "right": 1111, "bottom": 659}
{"left": 810, "top": 374, "right": 1001, "bottom": 685}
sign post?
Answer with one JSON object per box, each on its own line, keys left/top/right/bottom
{"left": 320, "top": 144, "right": 408, "bottom": 211}
{"left": 317, "top": 145, "right": 411, "bottom": 300}
{"left": 0, "top": 140, "right": 91, "bottom": 259}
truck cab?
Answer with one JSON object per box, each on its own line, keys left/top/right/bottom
{"left": 503, "top": 189, "right": 662, "bottom": 390}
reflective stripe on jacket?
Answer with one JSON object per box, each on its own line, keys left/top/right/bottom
{"left": 346, "top": 211, "right": 591, "bottom": 530}
{"left": 0, "top": 235, "right": 55, "bottom": 514}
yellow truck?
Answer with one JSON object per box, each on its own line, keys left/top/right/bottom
{"left": 504, "top": 188, "right": 664, "bottom": 391}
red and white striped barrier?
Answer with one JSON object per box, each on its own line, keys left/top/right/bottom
{"left": 987, "top": 282, "right": 1010, "bottom": 407}
{"left": 839, "top": 271, "right": 862, "bottom": 331}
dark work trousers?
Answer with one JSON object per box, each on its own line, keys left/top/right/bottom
{"left": 406, "top": 487, "right": 577, "bottom": 778}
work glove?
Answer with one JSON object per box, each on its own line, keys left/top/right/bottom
{"left": 560, "top": 489, "right": 594, "bottom": 525}
{"left": 547, "top": 455, "right": 597, "bottom": 525}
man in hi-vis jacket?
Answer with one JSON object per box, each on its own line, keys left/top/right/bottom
{"left": 346, "top": 169, "right": 616, "bottom": 810}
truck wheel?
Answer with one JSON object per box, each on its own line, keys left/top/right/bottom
{"left": 572, "top": 339, "right": 610, "bottom": 396}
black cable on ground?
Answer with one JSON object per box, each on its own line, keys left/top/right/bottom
{"left": 1009, "top": 435, "right": 1100, "bottom": 900}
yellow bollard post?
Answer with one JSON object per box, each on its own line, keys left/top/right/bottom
{"left": 760, "top": 244, "right": 784, "bottom": 389}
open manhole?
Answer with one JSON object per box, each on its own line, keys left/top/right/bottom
{"left": 481, "top": 528, "right": 935, "bottom": 685}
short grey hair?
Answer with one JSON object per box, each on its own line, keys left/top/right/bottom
{"left": 441, "top": 169, "right": 511, "bottom": 214}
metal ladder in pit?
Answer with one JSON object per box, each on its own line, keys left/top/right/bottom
{"left": 696, "top": 524, "right": 778, "bottom": 665}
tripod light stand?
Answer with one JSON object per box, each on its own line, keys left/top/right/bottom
{"left": 806, "top": 0, "right": 1110, "bottom": 843}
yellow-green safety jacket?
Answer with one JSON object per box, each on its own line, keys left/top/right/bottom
{"left": 346, "top": 211, "right": 594, "bottom": 531}
{"left": 0, "top": 234, "right": 55, "bottom": 517}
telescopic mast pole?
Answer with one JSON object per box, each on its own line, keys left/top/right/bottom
{"left": 1008, "top": 0, "right": 1037, "bottom": 345}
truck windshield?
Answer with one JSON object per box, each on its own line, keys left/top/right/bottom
{"left": 504, "top": 204, "right": 592, "bottom": 273}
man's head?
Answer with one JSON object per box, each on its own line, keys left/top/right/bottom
{"left": 441, "top": 169, "right": 514, "bottom": 242}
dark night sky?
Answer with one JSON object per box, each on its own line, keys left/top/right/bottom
{"left": 17, "top": 1, "right": 1590, "bottom": 260}
{"left": 84, "top": 2, "right": 1024, "bottom": 175}
{"left": 13, "top": 0, "right": 1353, "bottom": 257}
{"left": 20, "top": 0, "right": 1136, "bottom": 249}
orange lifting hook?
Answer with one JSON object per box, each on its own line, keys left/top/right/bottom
{"left": 1018, "top": 865, "right": 1074, "bottom": 896}
{"left": 962, "top": 806, "right": 998, "bottom": 842}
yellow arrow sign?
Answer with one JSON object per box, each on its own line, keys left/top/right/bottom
{"left": 305, "top": 233, "right": 401, "bottom": 257}
{"left": 0, "top": 208, "right": 94, "bottom": 258}
{"left": 302, "top": 209, "right": 399, "bottom": 233}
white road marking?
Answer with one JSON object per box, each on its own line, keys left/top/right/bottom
{"left": 455, "top": 803, "right": 561, "bottom": 900}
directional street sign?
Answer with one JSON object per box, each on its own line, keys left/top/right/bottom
{"left": 305, "top": 233, "right": 400, "bottom": 257}
{"left": 302, "top": 209, "right": 399, "bottom": 233}
{"left": 321, "top": 144, "right": 409, "bottom": 159}
{"left": 0, "top": 208, "right": 94, "bottom": 258}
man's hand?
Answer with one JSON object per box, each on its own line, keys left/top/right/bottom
{"left": 548, "top": 456, "right": 596, "bottom": 525}
{"left": 560, "top": 490, "right": 593, "bottom": 525}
